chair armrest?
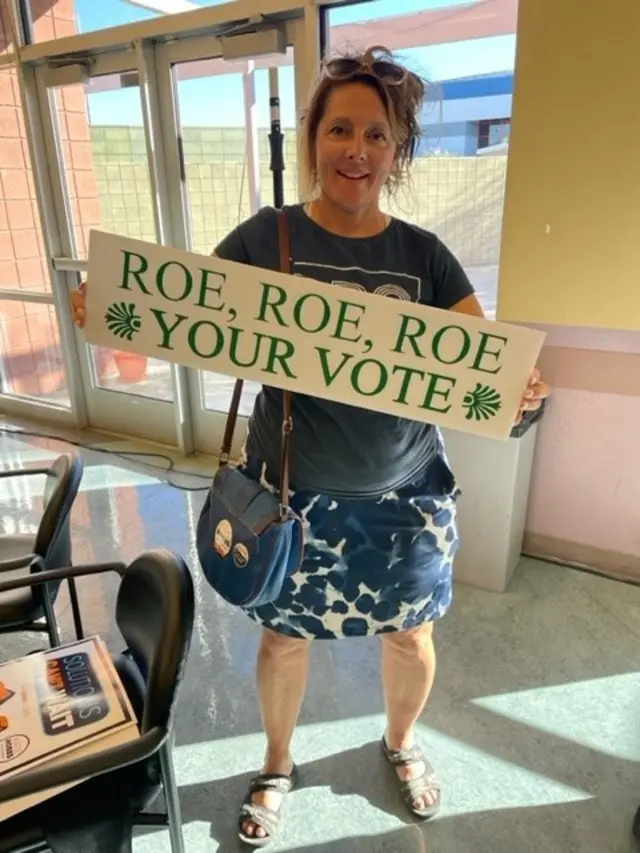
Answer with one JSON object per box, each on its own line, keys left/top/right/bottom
{"left": 0, "top": 561, "right": 127, "bottom": 594}
{"left": 0, "top": 554, "right": 38, "bottom": 573}
{"left": 0, "top": 727, "right": 165, "bottom": 806}
{"left": 0, "top": 467, "right": 50, "bottom": 480}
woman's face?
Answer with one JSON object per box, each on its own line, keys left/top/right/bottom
{"left": 314, "top": 81, "right": 398, "bottom": 213}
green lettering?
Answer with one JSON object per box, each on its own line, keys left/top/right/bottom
{"left": 351, "top": 358, "right": 388, "bottom": 396}
{"left": 256, "top": 282, "right": 288, "bottom": 326}
{"left": 262, "top": 336, "right": 297, "bottom": 378}
{"left": 120, "top": 250, "right": 151, "bottom": 294}
{"left": 149, "top": 309, "right": 188, "bottom": 350}
{"left": 431, "top": 325, "right": 471, "bottom": 365}
{"left": 391, "top": 364, "right": 426, "bottom": 405}
{"left": 333, "top": 300, "right": 364, "bottom": 344}
{"left": 392, "top": 314, "right": 427, "bottom": 357}
{"left": 421, "top": 373, "right": 456, "bottom": 413}
{"left": 228, "top": 326, "right": 263, "bottom": 369}
{"left": 293, "top": 293, "right": 331, "bottom": 334}
{"left": 472, "top": 332, "right": 507, "bottom": 374}
{"left": 156, "top": 261, "right": 193, "bottom": 302}
{"left": 187, "top": 319, "right": 225, "bottom": 358}
{"left": 316, "top": 348, "right": 353, "bottom": 386}
{"left": 196, "top": 267, "right": 226, "bottom": 311}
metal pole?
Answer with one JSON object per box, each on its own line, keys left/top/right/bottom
{"left": 243, "top": 61, "right": 261, "bottom": 215}
{"left": 268, "top": 67, "right": 285, "bottom": 209}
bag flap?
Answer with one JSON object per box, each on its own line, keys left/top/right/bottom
{"left": 212, "top": 466, "right": 282, "bottom": 534}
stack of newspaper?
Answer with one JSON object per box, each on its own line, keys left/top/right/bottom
{"left": 0, "top": 636, "right": 140, "bottom": 821}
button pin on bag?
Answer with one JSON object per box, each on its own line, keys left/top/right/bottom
{"left": 213, "top": 519, "right": 233, "bottom": 557}
{"left": 233, "top": 544, "right": 249, "bottom": 568}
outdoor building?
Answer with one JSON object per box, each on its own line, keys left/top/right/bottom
{"left": 420, "top": 70, "right": 512, "bottom": 155}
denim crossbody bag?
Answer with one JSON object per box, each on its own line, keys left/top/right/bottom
{"left": 196, "top": 210, "right": 304, "bottom": 607}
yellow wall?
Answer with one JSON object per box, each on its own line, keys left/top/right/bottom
{"left": 496, "top": 0, "right": 640, "bottom": 330}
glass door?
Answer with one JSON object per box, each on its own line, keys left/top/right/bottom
{"left": 0, "top": 60, "right": 80, "bottom": 426}
{"left": 24, "top": 6, "right": 321, "bottom": 452}
{"left": 174, "top": 63, "right": 263, "bottom": 454}
{"left": 34, "top": 52, "right": 180, "bottom": 445}
{"left": 157, "top": 20, "right": 317, "bottom": 456}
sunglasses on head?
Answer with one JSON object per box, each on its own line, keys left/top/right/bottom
{"left": 322, "top": 54, "right": 408, "bottom": 87}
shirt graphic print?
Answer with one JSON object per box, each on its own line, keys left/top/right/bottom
{"left": 292, "top": 260, "right": 422, "bottom": 303}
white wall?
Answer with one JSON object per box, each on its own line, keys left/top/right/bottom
{"left": 419, "top": 92, "right": 513, "bottom": 155}
{"left": 421, "top": 93, "right": 513, "bottom": 127}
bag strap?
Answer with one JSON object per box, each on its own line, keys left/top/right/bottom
{"left": 219, "top": 210, "right": 293, "bottom": 511}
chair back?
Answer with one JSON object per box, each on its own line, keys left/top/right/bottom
{"left": 34, "top": 453, "right": 84, "bottom": 569}
{"left": 115, "top": 548, "right": 194, "bottom": 735}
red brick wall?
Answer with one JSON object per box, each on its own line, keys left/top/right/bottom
{"left": 0, "top": 0, "right": 100, "bottom": 399}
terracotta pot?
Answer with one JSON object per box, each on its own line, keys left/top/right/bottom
{"left": 113, "top": 350, "right": 148, "bottom": 383}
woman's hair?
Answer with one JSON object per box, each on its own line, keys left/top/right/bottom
{"left": 299, "top": 45, "right": 427, "bottom": 197}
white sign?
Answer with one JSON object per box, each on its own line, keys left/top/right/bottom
{"left": 85, "top": 230, "right": 546, "bottom": 440}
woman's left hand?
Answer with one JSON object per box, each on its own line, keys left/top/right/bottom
{"left": 515, "top": 367, "right": 551, "bottom": 425}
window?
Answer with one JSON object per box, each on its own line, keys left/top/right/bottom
{"left": 478, "top": 118, "right": 511, "bottom": 149}
{"left": 327, "top": 2, "right": 519, "bottom": 319}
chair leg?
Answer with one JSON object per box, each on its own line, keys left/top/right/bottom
{"left": 159, "top": 738, "right": 185, "bottom": 853}
{"left": 42, "top": 584, "right": 61, "bottom": 647}
{"left": 67, "top": 577, "right": 85, "bottom": 640}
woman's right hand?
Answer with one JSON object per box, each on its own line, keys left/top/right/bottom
{"left": 70, "top": 281, "right": 87, "bottom": 328}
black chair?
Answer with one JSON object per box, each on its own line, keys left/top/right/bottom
{"left": 0, "top": 452, "right": 85, "bottom": 647}
{"left": 0, "top": 547, "right": 194, "bottom": 853}
{"left": 634, "top": 804, "right": 640, "bottom": 843}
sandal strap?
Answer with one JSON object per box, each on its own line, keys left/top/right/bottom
{"left": 381, "top": 737, "right": 442, "bottom": 817}
{"left": 248, "top": 772, "right": 295, "bottom": 796}
{"left": 238, "top": 767, "right": 298, "bottom": 840}
{"left": 239, "top": 803, "right": 279, "bottom": 838}
{"left": 383, "top": 743, "right": 425, "bottom": 766}
{"left": 401, "top": 774, "right": 441, "bottom": 800}
{"left": 382, "top": 738, "right": 434, "bottom": 771}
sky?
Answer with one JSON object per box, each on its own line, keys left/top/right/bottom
{"left": 71, "top": 0, "right": 516, "bottom": 127}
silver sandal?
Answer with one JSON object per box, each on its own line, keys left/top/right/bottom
{"left": 238, "top": 765, "right": 299, "bottom": 847}
{"left": 381, "top": 737, "right": 442, "bottom": 820}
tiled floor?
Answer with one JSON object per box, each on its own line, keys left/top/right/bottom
{"left": 1, "top": 420, "right": 639, "bottom": 852}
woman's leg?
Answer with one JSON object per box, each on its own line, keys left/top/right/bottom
{"left": 242, "top": 627, "right": 312, "bottom": 840}
{"left": 380, "top": 621, "right": 438, "bottom": 811}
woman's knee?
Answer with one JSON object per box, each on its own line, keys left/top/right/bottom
{"left": 260, "top": 627, "right": 311, "bottom": 659}
{"left": 381, "top": 621, "right": 434, "bottom": 656}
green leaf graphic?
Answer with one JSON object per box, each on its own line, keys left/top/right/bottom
{"left": 462, "top": 382, "right": 502, "bottom": 421}
{"left": 104, "top": 302, "right": 142, "bottom": 341}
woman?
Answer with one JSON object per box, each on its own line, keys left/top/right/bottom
{"left": 72, "top": 46, "right": 550, "bottom": 847}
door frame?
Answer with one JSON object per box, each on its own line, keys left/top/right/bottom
{"left": 7, "top": 0, "right": 329, "bottom": 451}
{"left": 155, "top": 18, "right": 323, "bottom": 456}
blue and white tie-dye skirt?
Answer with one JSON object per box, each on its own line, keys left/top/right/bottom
{"left": 237, "top": 434, "right": 461, "bottom": 640}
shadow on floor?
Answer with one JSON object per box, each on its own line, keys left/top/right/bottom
{"left": 137, "top": 733, "right": 640, "bottom": 852}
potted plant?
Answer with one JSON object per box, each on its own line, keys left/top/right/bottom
{"left": 112, "top": 350, "right": 148, "bottom": 383}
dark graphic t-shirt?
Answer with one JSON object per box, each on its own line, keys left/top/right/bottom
{"left": 214, "top": 204, "right": 475, "bottom": 498}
